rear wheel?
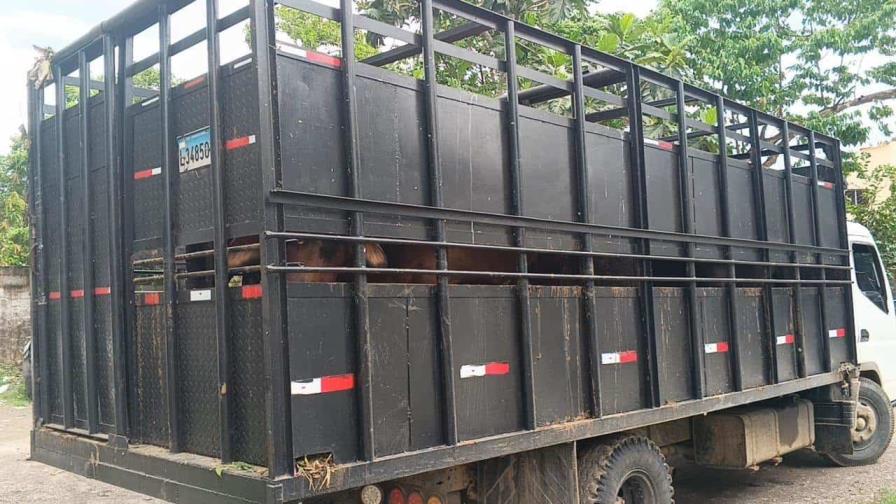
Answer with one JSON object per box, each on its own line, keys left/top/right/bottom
{"left": 578, "top": 435, "right": 674, "bottom": 504}
{"left": 825, "top": 377, "right": 894, "bottom": 466}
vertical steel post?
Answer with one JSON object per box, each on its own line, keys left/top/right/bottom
{"left": 421, "top": 0, "right": 458, "bottom": 445}
{"left": 807, "top": 131, "right": 832, "bottom": 371}
{"left": 832, "top": 141, "right": 857, "bottom": 364}
{"left": 158, "top": 5, "right": 180, "bottom": 452}
{"left": 79, "top": 50, "right": 100, "bottom": 434}
{"left": 28, "top": 82, "right": 50, "bottom": 425}
{"left": 572, "top": 46, "right": 601, "bottom": 417}
{"left": 626, "top": 65, "right": 661, "bottom": 407}
{"left": 340, "top": 0, "right": 376, "bottom": 460}
{"left": 675, "top": 83, "right": 706, "bottom": 398}
{"left": 714, "top": 97, "right": 749, "bottom": 389}
{"left": 104, "top": 33, "right": 129, "bottom": 437}
{"left": 251, "top": 0, "right": 294, "bottom": 477}
{"left": 503, "top": 20, "right": 537, "bottom": 429}
{"left": 119, "top": 36, "right": 140, "bottom": 433}
{"left": 55, "top": 64, "right": 75, "bottom": 429}
{"left": 206, "top": 0, "right": 233, "bottom": 463}
{"left": 747, "top": 110, "right": 777, "bottom": 386}
{"left": 780, "top": 122, "right": 805, "bottom": 378}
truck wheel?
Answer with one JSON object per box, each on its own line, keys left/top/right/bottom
{"left": 578, "top": 435, "right": 674, "bottom": 504}
{"left": 825, "top": 377, "right": 894, "bottom": 467}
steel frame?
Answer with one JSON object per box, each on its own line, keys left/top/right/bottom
{"left": 28, "top": 0, "right": 856, "bottom": 499}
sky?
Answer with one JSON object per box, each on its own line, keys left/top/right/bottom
{"left": 1, "top": 0, "right": 888, "bottom": 157}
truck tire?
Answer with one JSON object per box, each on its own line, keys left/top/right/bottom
{"left": 825, "top": 377, "right": 894, "bottom": 467}
{"left": 578, "top": 435, "right": 674, "bottom": 504}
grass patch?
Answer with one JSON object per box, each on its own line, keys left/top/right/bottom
{"left": 877, "top": 490, "right": 896, "bottom": 504}
{"left": 0, "top": 363, "right": 30, "bottom": 407}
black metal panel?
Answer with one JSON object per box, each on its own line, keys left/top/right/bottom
{"left": 439, "top": 94, "right": 513, "bottom": 246}
{"left": 817, "top": 188, "right": 841, "bottom": 250}
{"left": 94, "top": 297, "right": 116, "bottom": 431}
{"left": 278, "top": 55, "right": 349, "bottom": 235}
{"left": 518, "top": 114, "right": 577, "bottom": 251}
{"left": 368, "top": 285, "right": 443, "bottom": 457}
{"left": 825, "top": 286, "right": 850, "bottom": 367}
{"left": 69, "top": 299, "right": 88, "bottom": 430}
{"left": 653, "top": 288, "right": 693, "bottom": 403}
{"left": 799, "top": 287, "right": 825, "bottom": 375}
{"left": 134, "top": 301, "right": 169, "bottom": 447}
{"left": 587, "top": 131, "right": 635, "bottom": 254}
{"left": 791, "top": 178, "right": 815, "bottom": 256}
{"left": 173, "top": 86, "right": 214, "bottom": 239}
{"left": 645, "top": 146, "right": 683, "bottom": 257}
{"left": 698, "top": 288, "right": 734, "bottom": 396}
{"left": 287, "top": 283, "right": 359, "bottom": 463}
{"left": 228, "top": 289, "right": 267, "bottom": 465}
{"left": 222, "top": 62, "right": 263, "bottom": 228}
{"left": 734, "top": 289, "right": 770, "bottom": 389}
{"left": 530, "top": 287, "right": 588, "bottom": 427}
{"left": 771, "top": 288, "right": 798, "bottom": 382}
{"left": 763, "top": 171, "right": 790, "bottom": 263}
{"left": 47, "top": 302, "right": 63, "bottom": 421}
{"left": 726, "top": 163, "right": 759, "bottom": 260}
{"left": 175, "top": 294, "right": 221, "bottom": 457}
{"left": 450, "top": 285, "right": 525, "bottom": 441}
{"left": 691, "top": 155, "right": 723, "bottom": 259}
{"left": 595, "top": 287, "right": 644, "bottom": 415}
{"left": 129, "top": 105, "right": 165, "bottom": 246}
{"left": 355, "top": 71, "right": 429, "bottom": 239}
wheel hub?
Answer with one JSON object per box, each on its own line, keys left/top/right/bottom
{"left": 853, "top": 401, "right": 878, "bottom": 445}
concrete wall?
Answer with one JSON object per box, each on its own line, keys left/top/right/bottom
{"left": 0, "top": 267, "right": 30, "bottom": 366}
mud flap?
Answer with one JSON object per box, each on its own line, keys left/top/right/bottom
{"left": 475, "top": 443, "right": 579, "bottom": 504}
{"left": 806, "top": 364, "right": 860, "bottom": 456}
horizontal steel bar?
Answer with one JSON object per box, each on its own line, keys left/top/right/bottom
{"left": 516, "top": 65, "right": 571, "bottom": 93}
{"left": 518, "top": 68, "right": 624, "bottom": 105}
{"left": 362, "top": 21, "right": 489, "bottom": 67}
{"left": 126, "top": 5, "right": 250, "bottom": 77}
{"left": 269, "top": 189, "right": 847, "bottom": 256}
{"left": 267, "top": 264, "right": 851, "bottom": 285}
{"left": 432, "top": 39, "right": 504, "bottom": 71}
{"left": 265, "top": 230, "right": 851, "bottom": 270}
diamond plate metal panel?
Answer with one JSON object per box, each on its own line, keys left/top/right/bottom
{"left": 175, "top": 300, "right": 220, "bottom": 457}
{"left": 228, "top": 289, "right": 266, "bottom": 465}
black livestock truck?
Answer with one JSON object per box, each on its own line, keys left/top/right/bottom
{"left": 26, "top": 0, "right": 890, "bottom": 503}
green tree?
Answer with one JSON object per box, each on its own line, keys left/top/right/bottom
{"left": 0, "top": 130, "right": 31, "bottom": 267}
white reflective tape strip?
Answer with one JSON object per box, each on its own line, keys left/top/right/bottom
{"left": 776, "top": 334, "right": 795, "bottom": 345}
{"left": 602, "top": 353, "right": 621, "bottom": 364}
{"left": 151, "top": 167, "right": 162, "bottom": 176}
{"left": 190, "top": 289, "right": 212, "bottom": 302}
{"left": 142, "top": 96, "right": 160, "bottom": 107}
{"left": 460, "top": 365, "right": 486, "bottom": 378}
{"left": 277, "top": 44, "right": 308, "bottom": 58}
{"left": 828, "top": 328, "right": 846, "bottom": 338}
{"left": 233, "top": 58, "right": 253, "bottom": 69}
{"left": 291, "top": 378, "right": 322, "bottom": 395}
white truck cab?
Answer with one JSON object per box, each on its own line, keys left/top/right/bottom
{"left": 849, "top": 221, "right": 896, "bottom": 401}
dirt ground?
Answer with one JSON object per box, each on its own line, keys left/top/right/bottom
{"left": 1, "top": 402, "right": 894, "bottom": 503}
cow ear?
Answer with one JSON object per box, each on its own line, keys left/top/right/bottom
{"left": 365, "top": 243, "right": 387, "bottom": 268}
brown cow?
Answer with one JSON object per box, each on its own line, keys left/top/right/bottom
{"left": 227, "top": 237, "right": 387, "bottom": 283}
{"left": 378, "top": 244, "right": 522, "bottom": 285}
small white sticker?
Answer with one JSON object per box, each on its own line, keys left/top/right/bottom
{"left": 190, "top": 289, "right": 212, "bottom": 302}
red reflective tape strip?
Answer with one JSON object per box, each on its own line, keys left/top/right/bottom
{"left": 225, "top": 135, "right": 257, "bottom": 151}
{"left": 645, "top": 138, "right": 675, "bottom": 151}
{"left": 704, "top": 342, "right": 729, "bottom": 354}
{"left": 134, "top": 167, "right": 161, "bottom": 180}
{"left": 144, "top": 292, "right": 161, "bottom": 305}
{"left": 48, "top": 291, "right": 62, "bottom": 301}
{"left": 241, "top": 284, "right": 263, "bottom": 299}
{"left": 602, "top": 350, "right": 638, "bottom": 365}
{"left": 829, "top": 328, "right": 846, "bottom": 338}
{"left": 94, "top": 286, "right": 112, "bottom": 296}
{"left": 70, "top": 289, "right": 85, "bottom": 299}
{"left": 484, "top": 361, "right": 511, "bottom": 376}
{"left": 818, "top": 181, "right": 834, "bottom": 189}
{"left": 306, "top": 51, "right": 342, "bottom": 68}
{"left": 184, "top": 75, "right": 205, "bottom": 89}
{"left": 777, "top": 334, "right": 795, "bottom": 345}
{"left": 291, "top": 373, "right": 355, "bottom": 395}
{"left": 460, "top": 361, "right": 511, "bottom": 378}
{"left": 320, "top": 373, "right": 355, "bottom": 393}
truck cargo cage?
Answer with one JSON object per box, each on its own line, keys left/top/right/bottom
{"left": 27, "top": 0, "right": 857, "bottom": 501}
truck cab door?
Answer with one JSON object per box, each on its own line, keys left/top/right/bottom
{"left": 851, "top": 240, "right": 896, "bottom": 399}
